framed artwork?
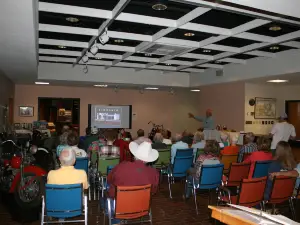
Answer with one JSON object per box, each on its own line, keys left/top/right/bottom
{"left": 19, "top": 106, "right": 34, "bottom": 117}
{"left": 254, "top": 97, "right": 276, "bottom": 119}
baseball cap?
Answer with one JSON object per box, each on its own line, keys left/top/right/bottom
{"left": 279, "top": 113, "right": 288, "bottom": 120}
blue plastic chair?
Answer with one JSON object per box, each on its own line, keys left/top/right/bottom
{"left": 101, "top": 165, "right": 115, "bottom": 197}
{"left": 175, "top": 148, "right": 193, "bottom": 157}
{"left": 41, "top": 183, "right": 87, "bottom": 225}
{"left": 74, "top": 157, "right": 89, "bottom": 174}
{"left": 252, "top": 160, "right": 273, "bottom": 178}
{"left": 187, "top": 164, "right": 224, "bottom": 214}
{"left": 168, "top": 153, "right": 193, "bottom": 199}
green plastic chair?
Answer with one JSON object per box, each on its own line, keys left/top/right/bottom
{"left": 97, "top": 157, "right": 120, "bottom": 197}
{"left": 195, "top": 148, "right": 205, "bottom": 162}
{"left": 153, "top": 149, "right": 170, "bottom": 169}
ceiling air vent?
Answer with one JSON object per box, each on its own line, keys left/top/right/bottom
{"left": 142, "top": 44, "right": 189, "bottom": 56}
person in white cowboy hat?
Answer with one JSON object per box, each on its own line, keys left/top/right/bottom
{"left": 103, "top": 141, "right": 159, "bottom": 224}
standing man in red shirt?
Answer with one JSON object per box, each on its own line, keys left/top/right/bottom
{"left": 104, "top": 141, "right": 159, "bottom": 224}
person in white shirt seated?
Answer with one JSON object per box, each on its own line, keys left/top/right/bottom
{"left": 219, "top": 131, "right": 229, "bottom": 148}
{"left": 134, "top": 129, "right": 152, "bottom": 145}
{"left": 270, "top": 113, "right": 296, "bottom": 154}
{"left": 67, "top": 131, "right": 87, "bottom": 158}
{"left": 171, "top": 134, "right": 189, "bottom": 164}
{"left": 162, "top": 130, "right": 172, "bottom": 145}
{"left": 191, "top": 131, "right": 205, "bottom": 159}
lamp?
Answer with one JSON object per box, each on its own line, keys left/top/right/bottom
{"left": 90, "top": 41, "right": 98, "bottom": 55}
{"left": 82, "top": 54, "right": 89, "bottom": 63}
{"left": 99, "top": 27, "right": 109, "bottom": 45}
{"left": 83, "top": 65, "right": 88, "bottom": 74}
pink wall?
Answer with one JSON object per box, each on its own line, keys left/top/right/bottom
{"left": 14, "top": 85, "right": 201, "bottom": 136}
{"left": 197, "top": 81, "right": 245, "bottom": 131}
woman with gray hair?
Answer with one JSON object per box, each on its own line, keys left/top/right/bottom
{"left": 152, "top": 133, "right": 168, "bottom": 150}
{"left": 56, "top": 132, "right": 70, "bottom": 156}
{"left": 191, "top": 131, "right": 205, "bottom": 159}
{"left": 237, "top": 132, "right": 258, "bottom": 162}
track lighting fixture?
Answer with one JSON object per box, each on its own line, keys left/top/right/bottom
{"left": 99, "top": 27, "right": 109, "bottom": 45}
{"left": 82, "top": 54, "right": 89, "bottom": 63}
{"left": 90, "top": 41, "right": 98, "bottom": 55}
{"left": 83, "top": 65, "right": 88, "bottom": 74}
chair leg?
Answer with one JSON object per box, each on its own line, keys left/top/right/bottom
{"left": 271, "top": 204, "right": 276, "bottom": 214}
{"left": 41, "top": 196, "right": 45, "bottom": 225}
{"left": 168, "top": 176, "right": 173, "bottom": 199}
{"left": 107, "top": 199, "right": 112, "bottom": 225}
{"left": 208, "top": 189, "right": 211, "bottom": 205}
{"left": 84, "top": 196, "right": 88, "bottom": 225}
{"left": 193, "top": 188, "right": 198, "bottom": 215}
{"left": 289, "top": 198, "right": 296, "bottom": 220}
{"left": 149, "top": 208, "right": 153, "bottom": 225}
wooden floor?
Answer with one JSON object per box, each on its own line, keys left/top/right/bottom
{"left": 0, "top": 182, "right": 214, "bottom": 225}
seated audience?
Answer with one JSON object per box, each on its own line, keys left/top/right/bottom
{"left": 221, "top": 135, "right": 239, "bottom": 155}
{"left": 191, "top": 131, "right": 205, "bottom": 158}
{"left": 67, "top": 131, "right": 87, "bottom": 158}
{"left": 162, "top": 130, "right": 172, "bottom": 145}
{"left": 134, "top": 129, "right": 152, "bottom": 145}
{"left": 83, "top": 127, "right": 99, "bottom": 151}
{"left": 220, "top": 132, "right": 230, "bottom": 147}
{"left": 238, "top": 132, "right": 257, "bottom": 162}
{"left": 181, "top": 131, "right": 193, "bottom": 145}
{"left": 47, "top": 147, "right": 88, "bottom": 189}
{"left": 106, "top": 141, "right": 159, "bottom": 224}
{"left": 264, "top": 141, "right": 296, "bottom": 200}
{"left": 56, "top": 131, "right": 70, "bottom": 156}
{"left": 87, "top": 131, "right": 107, "bottom": 157}
{"left": 114, "top": 131, "right": 132, "bottom": 162}
{"left": 171, "top": 134, "right": 189, "bottom": 164}
{"left": 152, "top": 133, "right": 168, "bottom": 150}
{"left": 244, "top": 136, "right": 273, "bottom": 178}
{"left": 185, "top": 140, "right": 220, "bottom": 198}
{"left": 99, "top": 131, "right": 120, "bottom": 158}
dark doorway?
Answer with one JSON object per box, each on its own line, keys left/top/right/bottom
{"left": 285, "top": 100, "right": 300, "bottom": 138}
{"left": 38, "top": 98, "right": 80, "bottom": 134}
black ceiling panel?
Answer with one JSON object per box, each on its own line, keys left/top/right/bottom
{"left": 98, "top": 49, "right": 125, "bottom": 55}
{"left": 190, "top": 67, "right": 206, "bottom": 70}
{"left": 93, "top": 58, "right": 113, "bottom": 62}
{"left": 157, "top": 63, "right": 179, "bottom": 66}
{"left": 215, "top": 37, "right": 259, "bottom": 47}
{"left": 259, "top": 45, "right": 296, "bottom": 53}
{"left": 295, "top": 38, "right": 300, "bottom": 42}
{"left": 230, "top": 54, "right": 258, "bottom": 60}
{"left": 39, "top": 54, "right": 77, "bottom": 58}
{"left": 211, "top": 61, "right": 229, "bottom": 65}
{"left": 248, "top": 22, "right": 300, "bottom": 37}
{"left": 132, "top": 53, "right": 161, "bottom": 58}
{"left": 39, "top": 0, "right": 119, "bottom": 10}
{"left": 192, "top": 9, "right": 255, "bottom": 29}
{"left": 39, "top": 44, "right": 84, "bottom": 52}
{"left": 39, "top": 60, "right": 73, "bottom": 65}
{"left": 165, "top": 29, "right": 215, "bottom": 41}
{"left": 109, "top": 20, "right": 164, "bottom": 35}
{"left": 123, "top": 0, "right": 196, "bottom": 20}
{"left": 107, "top": 38, "right": 140, "bottom": 47}
{"left": 173, "top": 57, "right": 194, "bottom": 62}
{"left": 190, "top": 48, "right": 223, "bottom": 55}
{"left": 39, "top": 31, "right": 92, "bottom": 42}
{"left": 122, "top": 60, "right": 147, "bottom": 64}
{"left": 39, "top": 11, "right": 105, "bottom": 29}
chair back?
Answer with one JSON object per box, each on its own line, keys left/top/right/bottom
{"left": 220, "top": 154, "right": 238, "bottom": 173}
{"left": 172, "top": 156, "right": 193, "bottom": 177}
{"left": 74, "top": 157, "right": 88, "bottom": 174}
{"left": 45, "top": 183, "right": 83, "bottom": 218}
{"left": 242, "top": 153, "right": 251, "bottom": 161}
{"left": 198, "top": 164, "right": 224, "bottom": 189}
{"left": 195, "top": 148, "right": 205, "bottom": 161}
{"left": 252, "top": 160, "right": 273, "bottom": 178}
{"left": 98, "top": 157, "right": 120, "bottom": 175}
{"left": 115, "top": 184, "right": 151, "bottom": 220}
{"left": 268, "top": 176, "right": 297, "bottom": 204}
{"left": 226, "top": 162, "right": 251, "bottom": 186}
{"left": 237, "top": 177, "right": 267, "bottom": 207}
{"left": 90, "top": 150, "right": 98, "bottom": 165}
{"left": 153, "top": 149, "right": 170, "bottom": 168}
{"left": 175, "top": 148, "right": 193, "bottom": 157}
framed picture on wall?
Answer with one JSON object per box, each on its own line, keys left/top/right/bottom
{"left": 19, "top": 106, "right": 34, "bottom": 117}
{"left": 254, "top": 97, "right": 276, "bottom": 119}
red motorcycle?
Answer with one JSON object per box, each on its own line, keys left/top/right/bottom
{"left": 0, "top": 140, "right": 47, "bottom": 208}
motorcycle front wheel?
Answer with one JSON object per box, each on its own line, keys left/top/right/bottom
{"left": 14, "top": 172, "right": 45, "bottom": 208}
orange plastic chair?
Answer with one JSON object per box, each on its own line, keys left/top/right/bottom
{"left": 106, "top": 184, "right": 152, "bottom": 225}
{"left": 224, "top": 162, "right": 251, "bottom": 187}
{"left": 219, "top": 177, "right": 267, "bottom": 208}
{"left": 220, "top": 154, "right": 238, "bottom": 174}
{"left": 264, "top": 176, "right": 297, "bottom": 219}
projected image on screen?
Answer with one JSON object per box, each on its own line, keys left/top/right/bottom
{"left": 95, "top": 106, "right": 122, "bottom": 126}
{"left": 89, "top": 105, "right": 132, "bottom": 129}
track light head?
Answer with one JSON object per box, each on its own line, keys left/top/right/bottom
{"left": 99, "top": 27, "right": 109, "bottom": 45}
{"left": 82, "top": 54, "right": 89, "bottom": 63}
{"left": 83, "top": 65, "right": 88, "bottom": 74}
{"left": 90, "top": 41, "right": 98, "bottom": 55}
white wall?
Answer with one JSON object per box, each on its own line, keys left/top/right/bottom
{"left": 245, "top": 83, "right": 300, "bottom": 134}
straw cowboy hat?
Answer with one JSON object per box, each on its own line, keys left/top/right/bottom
{"left": 129, "top": 141, "right": 159, "bottom": 162}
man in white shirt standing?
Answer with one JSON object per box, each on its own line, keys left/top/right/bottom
{"left": 270, "top": 113, "right": 296, "bottom": 153}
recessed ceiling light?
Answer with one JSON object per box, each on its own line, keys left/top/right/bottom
{"left": 270, "top": 46, "right": 280, "bottom": 50}
{"left": 58, "top": 45, "right": 66, "bottom": 49}
{"left": 269, "top": 25, "right": 281, "bottom": 31}
{"left": 165, "top": 63, "right": 171, "bottom": 66}
{"left": 94, "top": 84, "right": 108, "bottom": 87}
{"left": 114, "top": 39, "right": 124, "bottom": 43}
{"left": 190, "top": 89, "right": 200, "bottom": 92}
{"left": 66, "top": 17, "right": 79, "bottom": 23}
{"left": 184, "top": 32, "right": 195, "bottom": 37}
{"left": 145, "top": 53, "right": 152, "bottom": 57}
{"left": 203, "top": 49, "right": 211, "bottom": 53}
{"left": 152, "top": 0, "right": 167, "bottom": 10}
{"left": 145, "top": 87, "right": 159, "bottom": 90}
{"left": 95, "top": 57, "right": 101, "bottom": 60}
{"left": 267, "top": 79, "right": 288, "bottom": 83}
{"left": 35, "top": 82, "right": 49, "bottom": 85}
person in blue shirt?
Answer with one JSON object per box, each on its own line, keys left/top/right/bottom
{"left": 264, "top": 141, "right": 296, "bottom": 200}
{"left": 188, "top": 109, "right": 215, "bottom": 130}
{"left": 171, "top": 133, "right": 189, "bottom": 164}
